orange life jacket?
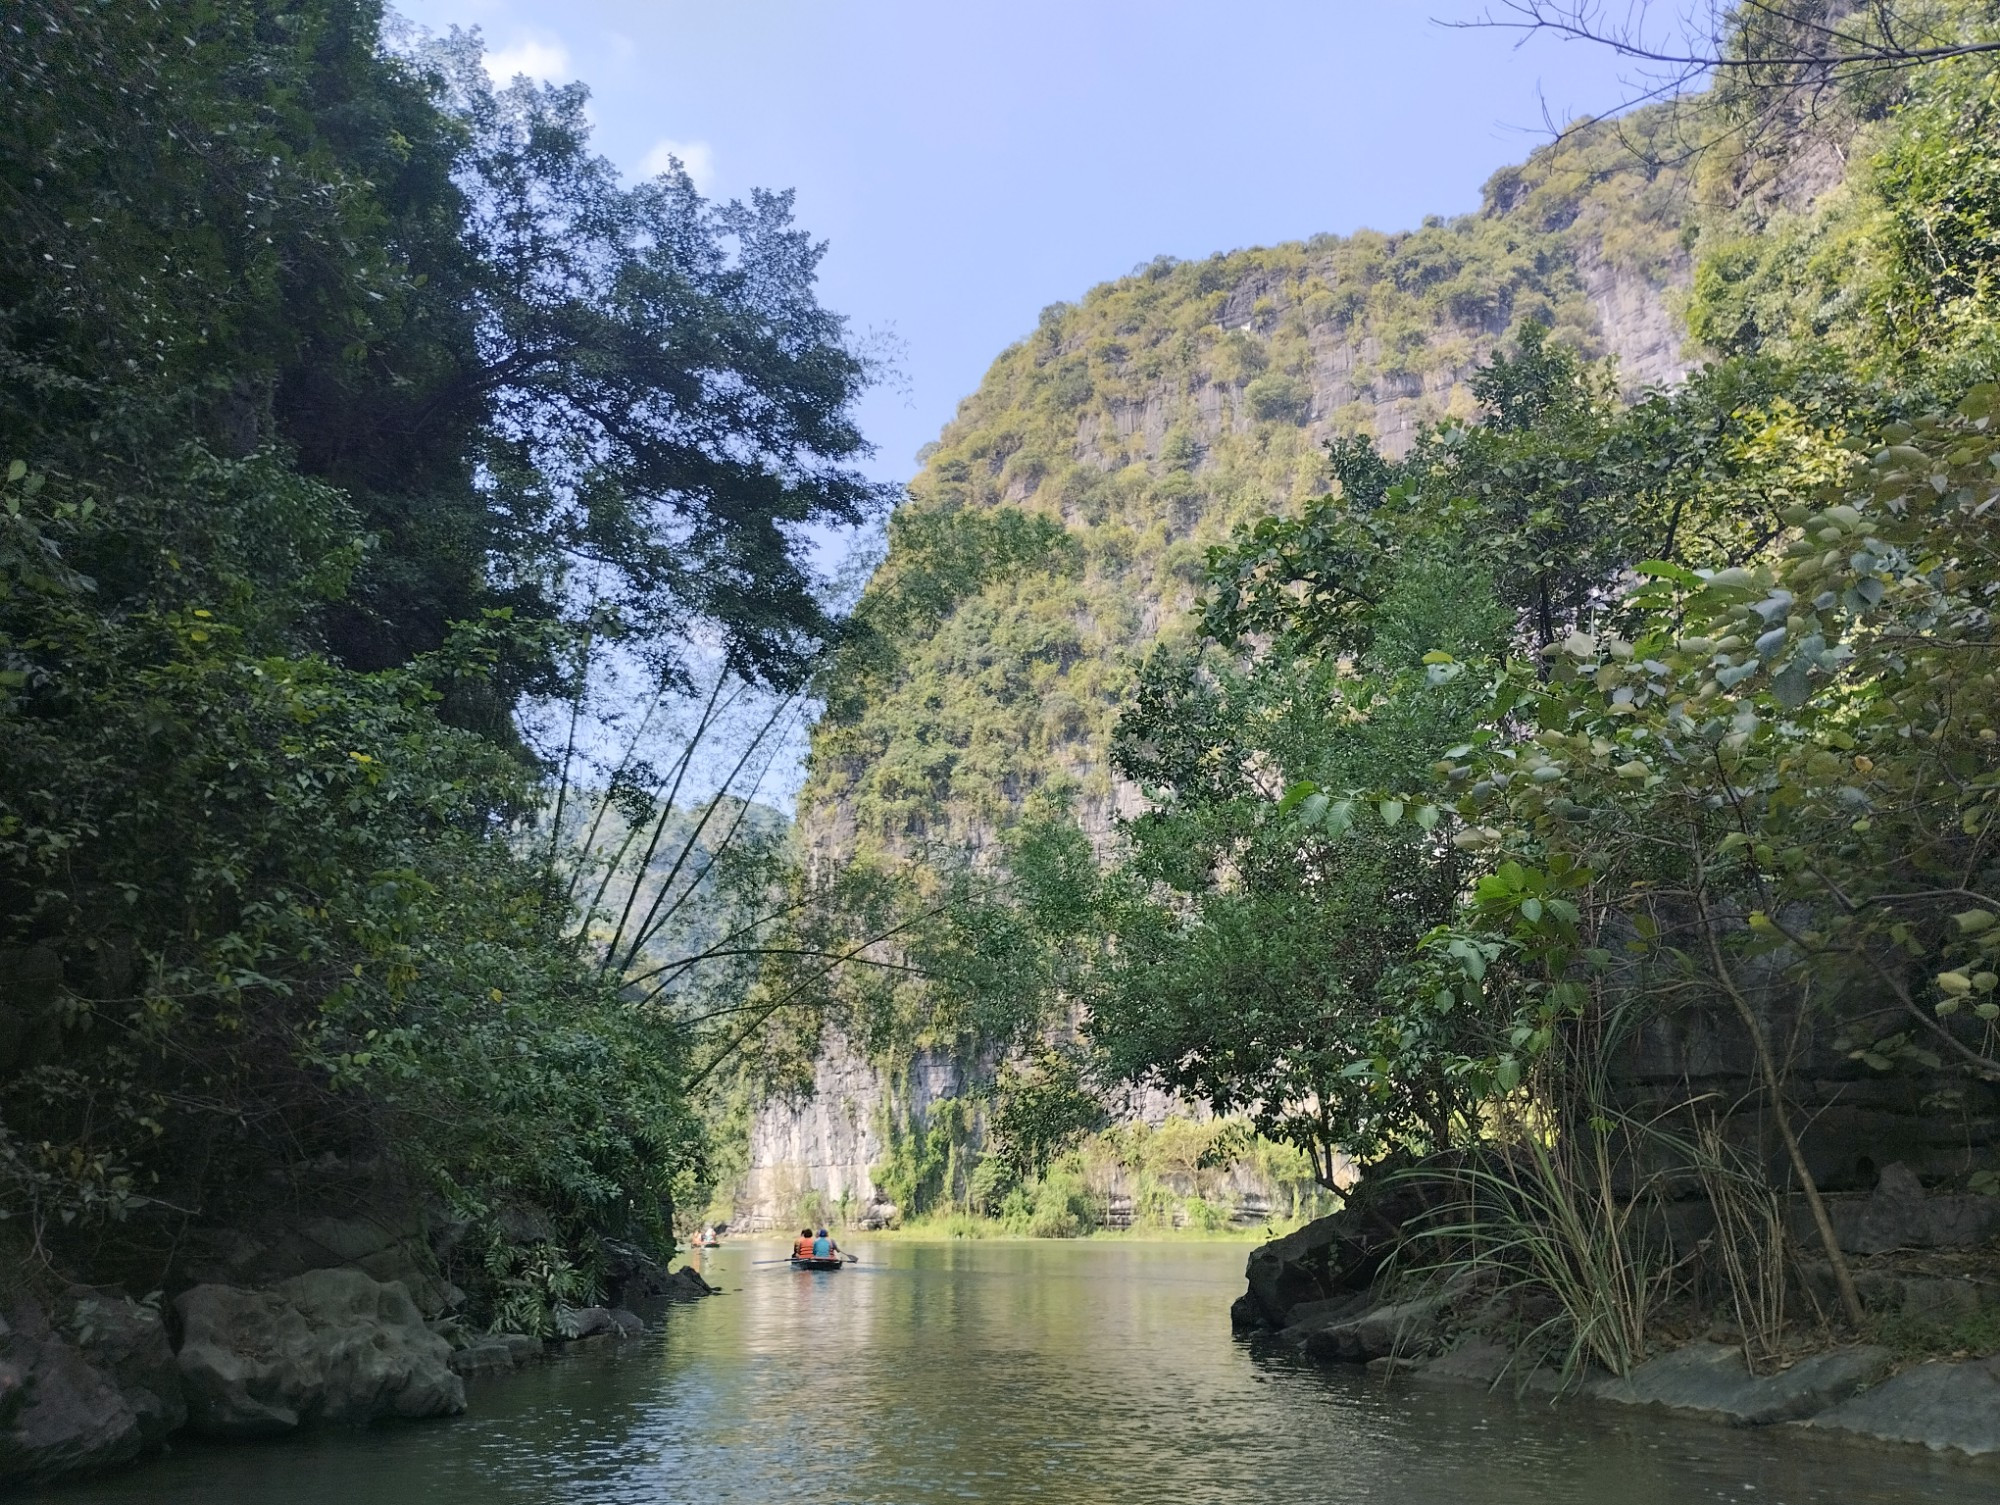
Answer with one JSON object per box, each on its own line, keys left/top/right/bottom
{"left": 793, "top": 1236, "right": 817, "bottom": 1260}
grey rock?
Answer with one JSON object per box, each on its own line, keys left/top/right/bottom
{"left": 1302, "top": 1295, "right": 1443, "bottom": 1364}
{"left": 496, "top": 1201, "right": 557, "bottom": 1245}
{"left": 68, "top": 1296, "right": 185, "bottom": 1445}
{"left": 1832, "top": 1163, "right": 2000, "bottom": 1254}
{"left": 0, "top": 1334, "right": 143, "bottom": 1483}
{"left": 176, "top": 1271, "right": 463, "bottom": 1439}
{"left": 1366, "top": 1355, "right": 1425, "bottom": 1378}
{"left": 1274, "top": 1292, "right": 1375, "bottom": 1345}
{"left": 1804, "top": 1356, "right": 2000, "bottom": 1456}
{"left": 1410, "top": 1334, "right": 1579, "bottom": 1395}
{"left": 608, "top": 1308, "right": 646, "bottom": 1337}
{"left": 562, "top": 1306, "right": 616, "bottom": 1340}
{"left": 0, "top": 1292, "right": 188, "bottom": 1483}
{"left": 449, "top": 1341, "right": 521, "bottom": 1376}
{"left": 660, "top": 1266, "right": 713, "bottom": 1303}
{"left": 1587, "top": 1342, "right": 1892, "bottom": 1426}
{"left": 600, "top": 1239, "right": 668, "bottom": 1305}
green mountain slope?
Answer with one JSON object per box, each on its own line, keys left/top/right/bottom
{"left": 805, "top": 114, "right": 1695, "bottom": 858}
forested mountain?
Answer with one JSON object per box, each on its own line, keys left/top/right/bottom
{"left": 804, "top": 113, "right": 1696, "bottom": 859}
{"left": 743, "top": 3, "right": 2000, "bottom": 1238}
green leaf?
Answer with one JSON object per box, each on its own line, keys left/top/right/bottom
{"left": 1379, "top": 799, "right": 1404, "bottom": 827}
{"left": 1276, "top": 780, "right": 1319, "bottom": 817}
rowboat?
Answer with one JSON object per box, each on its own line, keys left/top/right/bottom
{"left": 789, "top": 1256, "right": 844, "bottom": 1271}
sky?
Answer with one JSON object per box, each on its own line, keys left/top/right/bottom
{"left": 391, "top": 0, "right": 1645, "bottom": 491}
{"left": 390, "top": 0, "right": 1648, "bottom": 810}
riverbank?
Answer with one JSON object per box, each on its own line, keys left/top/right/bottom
{"left": 0, "top": 1261, "right": 712, "bottom": 1489}
{"left": 850, "top": 1212, "right": 1283, "bottom": 1242}
{"left": 1233, "top": 1163, "right": 2000, "bottom": 1462}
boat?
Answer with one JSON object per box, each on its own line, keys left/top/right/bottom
{"left": 789, "top": 1256, "right": 845, "bottom": 1271}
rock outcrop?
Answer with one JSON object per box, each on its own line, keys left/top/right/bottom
{"left": 0, "top": 1292, "right": 182, "bottom": 1485}
{"left": 175, "top": 1270, "right": 464, "bottom": 1438}
{"left": 1804, "top": 1356, "right": 2000, "bottom": 1456}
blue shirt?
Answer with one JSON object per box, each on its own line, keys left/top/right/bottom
{"left": 812, "top": 1235, "right": 832, "bottom": 1257}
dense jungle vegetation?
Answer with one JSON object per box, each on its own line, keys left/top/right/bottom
{"left": 796, "top": 1, "right": 2000, "bottom": 1341}
{"left": 0, "top": 0, "right": 908, "bottom": 1315}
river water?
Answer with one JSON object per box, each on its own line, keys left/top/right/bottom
{"left": 35, "top": 1240, "right": 1996, "bottom": 1504}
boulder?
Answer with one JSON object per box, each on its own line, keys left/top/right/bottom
{"left": 176, "top": 1271, "right": 464, "bottom": 1439}
{"left": 660, "top": 1266, "right": 713, "bottom": 1302}
{"left": 0, "top": 1292, "right": 183, "bottom": 1484}
{"left": 1803, "top": 1356, "right": 2000, "bottom": 1456}
{"left": 449, "top": 1331, "right": 544, "bottom": 1375}
{"left": 600, "top": 1239, "right": 668, "bottom": 1305}
{"left": 1240, "top": 1166, "right": 1456, "bottom": 1328}
{"left": 1831, "top": 1163, "right": 2000, "bottom": 1254}
{"left": 1301, "top": 1295, "right": 1443, "bottom": 1364}
{"left": 1274, "top": 1292, "right": 1375, "bottom": 1346}
{"left": 1587, "top": 1342, "right": 1892, "bottom": 1426}
{"left": 562, "top": 1306, "right": 618, "bottom": 1340}
{"left": 68, "top": 1296, "right": 185, "bottom": 1445}
{"left": 0, "top": 1335, "right": 143, "bottom": 1483}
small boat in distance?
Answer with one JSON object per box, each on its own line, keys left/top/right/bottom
{"left": 789, "top": 1256, "right": 845, "bottom": 1271}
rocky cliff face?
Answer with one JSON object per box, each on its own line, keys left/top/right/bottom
{"left": 733, "top": 118, "right": 1702, "bottom": 1227}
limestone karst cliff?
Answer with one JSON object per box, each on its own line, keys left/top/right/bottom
{"left": 730, "top": 113, "right": 1711, "bottom": 1229}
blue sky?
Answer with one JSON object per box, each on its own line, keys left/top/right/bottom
{"left": 393, "top": 0, "right": 1641, "bottom": 491}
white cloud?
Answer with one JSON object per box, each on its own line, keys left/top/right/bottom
{"left": 483, "top": 35, "right": 572, "bottom": 84}
{"left": 641, "top": 138, "right": 717, "bottom": 192}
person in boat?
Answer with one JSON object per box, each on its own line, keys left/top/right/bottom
{"left": 811, "top": 1227, "right": 841, "bottom": 1261}
{"left": 792, "top": 1227, "right": 817, "bottom": 1261}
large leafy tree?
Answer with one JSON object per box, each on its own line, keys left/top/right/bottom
{"left": 0, "top": 0, "right": 885, "bottom": 1283}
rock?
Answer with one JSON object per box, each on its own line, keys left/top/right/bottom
{"left": 0, "top": 1291, "right": 185, "bottom": 1484}
{"left": 1831, "top": 1163, "right": 2000, "bottom": 1254}
{"left": 1587, "top": 1342, "right": 1892, "bottom": 1426}
{"left": 1240, "top": 1166, "right": 1458, "bottom": 1328}
{"left": 175, "top": 1285, "right": 317, "bottom": 1437}
{"left": 176, "top": 1271, "right": 464, "bottom": 1439}
{"left": 451, "top": 1331, "right": 544, "bottom": 1373}
{"left": 1301, "top": 1295, "right": 1443, "bottom": 1364}
{"left": 1410, "top": 1333, "right": 1578, "bottom": 1394}
{"left": 660, "top": 1266, "right": 713, "bottom": 1302}
{"left": 450, "top": 1341, "right": 521, "bottom": 1375}
{"left": 609, "top": 1308, "right": 646, "bottom": 1337}
{"left": 562, "top": 1306, "right": 614, "bottom": 1340}
{"left": 1366, "top": 1355, "right": 1425, "bottom": 1378}
{"left": 1229, "top": 1293, "right": 1260, "bottom": 1331}
{"left": 67, "top": 1296, "right": 185, "bottom": 1445}
{"left": 0, "top": 1335, "right": 143, "bottom": 1484}
{"left": 496, "top": 1202, "right": 558, "bottom": 1245}
{"left": 600, "top": 1239, "right": 669, "bottom": 1305}
{"left": 1274, "top": 1292, "right": 1375, "bottom": 1345}
{"left": 1410, "top": 1334, "right": 1515, "bottom": 1388}
{"left": 0, "top": 1293, "right": 148, "bottom": 1487}
{"left": 1803, "top": 1356, "right": 2000, "bottom": 1455}
{"left": 279, "top": 1269, "right": 463, "bottom": 1424}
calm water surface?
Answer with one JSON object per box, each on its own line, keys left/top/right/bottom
{"left": 35, "top": 1240, "right": 1997, "bottom": 1504}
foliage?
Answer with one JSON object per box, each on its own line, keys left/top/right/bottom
{"left": 803, "top": 113, "right": 1695, "bottom": 857}
{"left": 1451, "top": 386, "right": 2000, "bottom": 1089}
{"left": 0, "top": 0, "right": 881, "bottom": 1284}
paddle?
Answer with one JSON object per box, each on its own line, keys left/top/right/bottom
{"left": 749, "top": 1250, "right": 863, "bottom": 1267}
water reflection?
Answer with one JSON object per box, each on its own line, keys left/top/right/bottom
{"left": 34, "top": 1241, "right": 1996, "bottom": 1504}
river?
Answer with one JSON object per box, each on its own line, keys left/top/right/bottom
{"left": 32, "top": 1240, "right": 1995, "bottom": 1503}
